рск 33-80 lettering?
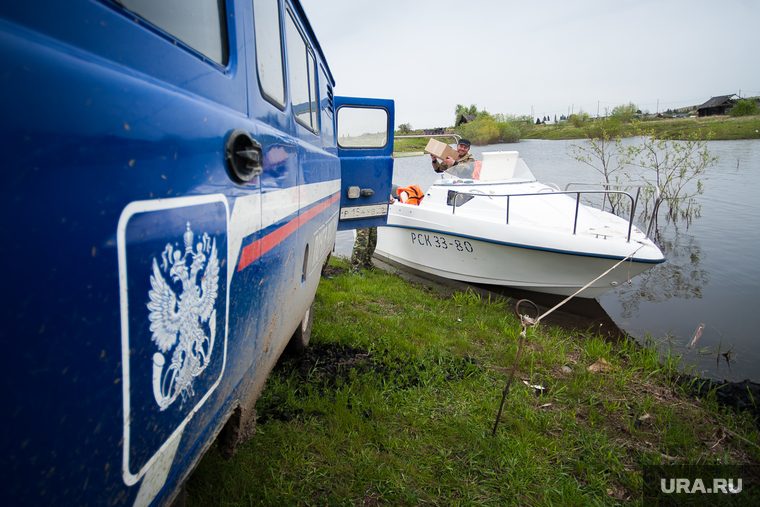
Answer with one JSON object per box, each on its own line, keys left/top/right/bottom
{"left": 410, "top": 232, "right": 474, "bottom": 253}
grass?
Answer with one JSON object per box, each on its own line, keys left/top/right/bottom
{"left": 523, "top": 115, "right": 760, "bottom": 141}
{"left": 393, "top": 116, "right": 760, "bottom": 152}
{"left": 186, "top": 258, "right": 759, "bottom": 506}
{"left": 394, "top": 136, "right": 436, "bottom": 154}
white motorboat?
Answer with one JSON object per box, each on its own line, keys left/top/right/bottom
{"left": 375, "top": 151, "right": 665, "bottom": 298}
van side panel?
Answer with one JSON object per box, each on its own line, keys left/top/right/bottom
{"left": 0, "top": 1, "right": 253, "bottom": 503}
{"left": 0, "top": 1, "right": 391, "bottom": 505}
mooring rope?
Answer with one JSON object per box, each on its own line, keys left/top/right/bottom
{"left": 492, "top": 243, "right": 646, "bottom": 436}
{"left": 533, "top": 243, "right": 645, "bottom": 326}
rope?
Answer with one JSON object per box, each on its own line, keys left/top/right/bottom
{"left": 534, "top": 243, "right": 645, "bottom": 325}
{"left": 491, "top": 244, "right": 646, "bottom": 436}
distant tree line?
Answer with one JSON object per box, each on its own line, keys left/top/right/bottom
{"left": 396, "top": 98, "right": 757, "bottom": 142}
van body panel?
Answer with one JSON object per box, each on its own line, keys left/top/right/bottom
{"left": 0, "top": 1, "right": 393, "bottom": 505}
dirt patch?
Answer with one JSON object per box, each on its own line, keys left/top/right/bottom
{"left": 256, "top": 342, "right": 478, "bottom": 425}
{"left": 321, "top": 264, "right": 347, "bottom": 278}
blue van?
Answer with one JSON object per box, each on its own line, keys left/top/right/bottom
{"left": 0, "top": 1, "right": 394, "bottom": 505}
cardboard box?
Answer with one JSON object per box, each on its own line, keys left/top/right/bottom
{"left": 424, "top": 138, "right": 458, "bottom": 160}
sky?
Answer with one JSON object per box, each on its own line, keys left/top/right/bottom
{"left": 299, "top": 0, "right": 760, "bottom": 130}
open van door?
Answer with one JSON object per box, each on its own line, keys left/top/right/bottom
{"left": 335, "top": 97, "right": 395, "bottom": 231}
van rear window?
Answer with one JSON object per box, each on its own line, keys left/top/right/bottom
{"left": 115, "top": 0, "right": 229, "bottom": 65}
{"left": 285, "top": 10, "right": 318, "bottom": 133}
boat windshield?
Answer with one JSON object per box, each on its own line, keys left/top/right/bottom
{"left": 509, "top": 158, "right": 536, "bottom": 180}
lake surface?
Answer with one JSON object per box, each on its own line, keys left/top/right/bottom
{"left": 336, "top": 139, "right": 760, "bottom": 383}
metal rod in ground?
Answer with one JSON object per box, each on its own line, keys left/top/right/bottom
{"left": 492, "top": 331, "right": 524, "bottom": 436}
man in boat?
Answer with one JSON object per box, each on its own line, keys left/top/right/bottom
{"left": 430, "top": 138, "right": 478, "bottom": 178}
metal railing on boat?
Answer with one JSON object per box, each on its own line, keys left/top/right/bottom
{"left": 447, "top": 184, "right": 661, "bottom": 243}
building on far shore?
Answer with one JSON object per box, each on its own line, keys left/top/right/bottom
{"left": 697, "top": 95, "right": 737, "bottom": 117}
{"left": 456, "top": 114, "right": 477, "bottom": 127}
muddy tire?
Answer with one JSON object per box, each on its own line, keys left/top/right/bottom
{"left": 285, "top": 298, "right": 314, "bottom": 355}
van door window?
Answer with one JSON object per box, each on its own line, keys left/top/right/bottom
{"left": 115, "top": 0, "right": 229, "bottom": 65}
{"left": 337, "top": 107, "right": 389, "bottom": 148}
{"left": 285, "top": 10, "right": 318, "bottom": 133}
{"left": 253, "top": 0, "right": 285, "bottom": 108}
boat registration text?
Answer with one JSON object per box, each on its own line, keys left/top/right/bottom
{"left": 410, "top": 232, "right": 474, "bottom": 253}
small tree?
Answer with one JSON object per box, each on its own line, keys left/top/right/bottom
{"left": 610, "top": 102, "right": 639, "bottom": 123}
{"left": 730, "top": 99, "right": 759, "bottom": 117}
{"left": 497, "top": 123, "right": 521, "bottom": 143}
{"left": 569, "top": 111, "right": 589, "bottom": 127}
{"left": 570, "top": 118, "right": 625, "bottom": 213}
{"left": 397, "top": 123, "right": 412, "bottom": 134}
{"left": 619, "top": 127, "right": 718, "bottom": 230}
{"left": 460, "top": 116, "right": 500, "bottom": 145}
{"left": 493, "top": 113, "right": 533, "bottom": 139}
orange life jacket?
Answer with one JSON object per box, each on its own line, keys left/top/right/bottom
{"left": 396, "top": 184, "right": 424, "bottom": 205}
{"left": 473, "top": 160, "right": 482, "bottom": 180}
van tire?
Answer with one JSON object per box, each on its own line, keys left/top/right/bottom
{"left": 285, "top": 298, "right": 314, "bottom": 355}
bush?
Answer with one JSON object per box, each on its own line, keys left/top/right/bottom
{"left": 610, "top": 102, "right": 639, "bottom": 123}
{"left": 458, "top": 115, "right": 528, "bottom": 145}
{"left": 498, "top": 123, "right": 521, "bottom": 143}
{"left": 569, "top": 112, "right": 590, "bottom": 128}
{"left": 584, "top": 116, "right": 622, "bottom": 139}
{"left": 730, "top": 99, "right": 759, "bottom": 117}
{"left": 461, "top": 117, "right": 500, "bottom": 145}
{"left": 397, "top": 123, "right": 412, "bottom": 134}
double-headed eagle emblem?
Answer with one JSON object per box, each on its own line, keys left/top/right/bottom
{"left": 147, "top": 223, "right": 219, "bottom": 411}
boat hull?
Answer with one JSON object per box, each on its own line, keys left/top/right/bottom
{"left": 376, "top": 225, "right": 661, "bottom": 298}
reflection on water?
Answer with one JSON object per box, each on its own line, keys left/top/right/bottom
{"left": 338, "top": 139, "right": 760, "bottom": 382}
{"left": 612, "top": 224, "right": 708, "bottom": 318}
{"left": 599, "top": 139, "right": 760, "bottom": 383}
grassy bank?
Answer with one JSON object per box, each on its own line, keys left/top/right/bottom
{"left": 394, "top": 136, "right": 435, "bottom": 153}
{"left": 187, "top": 259, "right": 759, "bottom": 506}
{"left": 524, "top": 115, "right": 760, "bottom": 141}
{"left": 394, "top": 116, "right": 760, "bottom": 153}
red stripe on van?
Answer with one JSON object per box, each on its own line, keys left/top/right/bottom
{"left": 237, "top": 193, "right": 340, "bottom": 272}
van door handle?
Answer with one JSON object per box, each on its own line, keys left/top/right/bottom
{"left": 225, "top": 129, "right": 263, "bottom": 182}
{"left": 237, "top": 148, "right": 261, "bottom": 166}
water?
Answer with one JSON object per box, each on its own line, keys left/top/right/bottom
{"left": 337, "top": 139, "right": 760, "bottom": 382}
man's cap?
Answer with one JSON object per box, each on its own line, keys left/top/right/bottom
{"left": 458, "top": 139, "right": 471, "bottom": 147}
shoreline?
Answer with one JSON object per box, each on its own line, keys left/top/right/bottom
{"left": 371, "top": 256, "right": 760, "bottom": 427}
{"left": 394, "top": 115, "right": 760, "bottom": 151}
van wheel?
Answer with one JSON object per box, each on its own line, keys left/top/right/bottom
{"left": 285, "top": 299, "right": 314, "bottom": 355}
